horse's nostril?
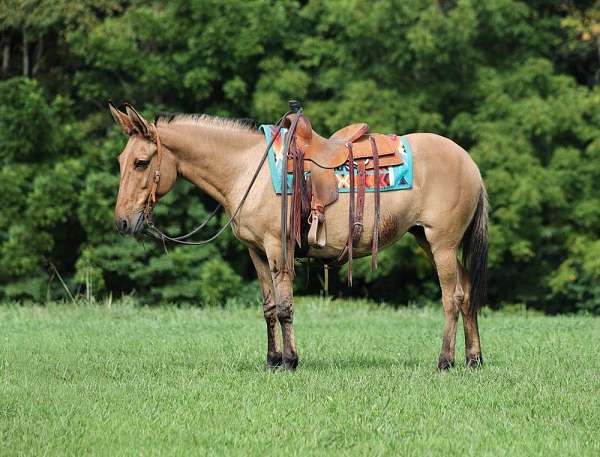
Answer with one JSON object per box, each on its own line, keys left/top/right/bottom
{"left": 116, "top": 218, "right": 129, "bottom": 233}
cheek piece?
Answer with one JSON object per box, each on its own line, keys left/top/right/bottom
{"left": 143, "top": 124, "right": 163, "bottom": 223}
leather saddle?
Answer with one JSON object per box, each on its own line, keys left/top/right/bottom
{"left": 281, "top": 113, "right": 403, "bottom": 252}
{"left": 283, "top": 116, "right": 403, "bottom": 172}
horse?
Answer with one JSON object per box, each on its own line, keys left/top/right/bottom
{"left": 109, "top": 102, "right": 488, "bottom": 371}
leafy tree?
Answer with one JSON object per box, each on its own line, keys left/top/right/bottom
{"left": 0, "top": 0, "right": 598, "bottom": 312}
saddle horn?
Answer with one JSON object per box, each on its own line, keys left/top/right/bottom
{"left": 288, "top": 99, "right": 303, "bottom": 113}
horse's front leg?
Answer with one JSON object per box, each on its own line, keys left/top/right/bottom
{"left": 248, "top": 248, "right": 282, "bottom": 368}
{"left": 275, "top": 271, "right": 298, "bottom": 369}
{"left": 266, "top": 250, "right": 298, "bottom": 370}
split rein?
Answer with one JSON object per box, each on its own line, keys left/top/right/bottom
{"left": 141, "top": 114, "right": 290, "bottom": 247}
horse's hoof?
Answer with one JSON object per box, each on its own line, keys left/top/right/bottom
{"left": 437, "top": 356, "right": 455, "bottom": 371}
{"left": 266, "top": 352, "right": 282, "bottom": 369}
{"left": 466, "top": 354, "right": 483, "bottom": 368}
{"left": 282, "top": 353, "right": 299, "bottom": 370}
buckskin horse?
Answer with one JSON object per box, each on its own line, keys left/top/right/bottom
{"left": 109, "top": 101, "right": 488, "bottom": 371}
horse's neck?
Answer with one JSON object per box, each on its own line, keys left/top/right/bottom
{"left": 158, "top": 123, "right": 264, "bottom": 210}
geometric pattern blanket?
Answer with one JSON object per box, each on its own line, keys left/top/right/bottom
{"left": 259, "top": 125, "right": 414, "bottom": 195}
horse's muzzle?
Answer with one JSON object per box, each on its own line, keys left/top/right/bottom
{"left": 115, "top": 211, "right": 144, "bottom": 235}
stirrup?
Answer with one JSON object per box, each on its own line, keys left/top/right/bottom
{"left": 307, "top": 210, "right": 326, "bottom": 248}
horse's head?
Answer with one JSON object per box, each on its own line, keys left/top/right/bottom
{"left": 109, "top": 102, "right": 177, "bottom": 235}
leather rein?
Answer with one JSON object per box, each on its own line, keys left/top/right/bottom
{"left": 142, "top": 107, "right": 381, "bottom": 286}
{"left": 141, "top": 115, "right": 289, "bottom": 246}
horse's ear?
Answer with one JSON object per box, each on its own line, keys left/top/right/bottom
{"left": 124, "top": 103, "right": 155, "bottom": 141}
{"left": 108, "top": 101, "right": 134, "bottom": 135}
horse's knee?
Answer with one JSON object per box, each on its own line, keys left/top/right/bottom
{"left": 263, "top": 298, "right": 276, "bottom": 321}
{"left": 276, "top": 302, "right": 293, "bottom": 323}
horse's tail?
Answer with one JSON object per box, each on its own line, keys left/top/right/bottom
{"left": 461, "top": 187, "right": 489, "bottom": 317}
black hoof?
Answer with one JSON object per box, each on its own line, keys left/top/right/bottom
{"left": 266, "top": 352, "right": 282, "bottom": 369}
{"left": 466, "top": 354, "right": 483, "bottom": 368}
{"left": 437, "top": 356, "right": 455, "bottom": 371}
{"left": 282, "top": 353, "right": 299, "bottom": 370}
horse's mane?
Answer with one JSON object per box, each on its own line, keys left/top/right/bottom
{"left": 155, "top": 112, "right": 257, "bottom": 132}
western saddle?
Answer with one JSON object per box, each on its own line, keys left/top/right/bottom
{"left": 278, "top": 101, "right": 403, "bottom": 284}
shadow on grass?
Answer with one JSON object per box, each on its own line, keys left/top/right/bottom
{"left": 303, "top": 355, "right": 426, "bottom": 371}
{"left": 236, "top": 354, "right": 427, "bottom": 373}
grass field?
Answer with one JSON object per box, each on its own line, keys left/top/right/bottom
{"left": 0, "top": 298, "right": 598, "bottom": 456}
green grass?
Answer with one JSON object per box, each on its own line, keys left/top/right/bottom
{"left": 1, "top": 298, "right": 598, "bottom": 456}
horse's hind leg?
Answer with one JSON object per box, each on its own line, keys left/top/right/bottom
{"left": 411, "top": 227, "right": 460, "bottom": 370}
{"left": 458, "top": 264, "right": 483, "bottom": 367}
{"left": 412, "top": 227, "right": 483, "bottom": 368}
{"left": 432, "top": 247, "right": 462, "bottom": 370}
{"left": 248, "top": 248, "right": 282, "bottom": 368}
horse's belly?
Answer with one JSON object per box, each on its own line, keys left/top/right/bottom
{"left": 307, "top": 188, "right": 420, "bottom": 259}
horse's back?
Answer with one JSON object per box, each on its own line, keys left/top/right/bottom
{"left": 406, "top": 132, "right": 483, "bottom": 238}
{"left": 406, "top": 132, "right": 481, "bottom": 186}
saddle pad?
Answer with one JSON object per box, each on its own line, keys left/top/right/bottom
{"left": 260, "top": 125, "right": 414, "bottom": 194}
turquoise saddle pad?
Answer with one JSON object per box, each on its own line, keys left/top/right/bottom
{"left": 259, "top": 125, "right": 414, "bottom": 194}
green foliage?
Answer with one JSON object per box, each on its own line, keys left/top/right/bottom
{"left": 198, "top": 258, "right": 243, "bottom": 306}
{"left": 0, "top": 78, "right": 56, "bottom": 163}
{"left": 0, "top": 0, "right": 599, "bottom": 312}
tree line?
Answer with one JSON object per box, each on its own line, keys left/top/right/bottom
{"left": 0, "top": 0, "right": 599, "bottom": 313}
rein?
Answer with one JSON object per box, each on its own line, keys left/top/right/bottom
{"left": 142, "top": 115, "right": 289, "bottom": 246}
{"left": 141, "top": 105, "right": 380, "bottom": 286}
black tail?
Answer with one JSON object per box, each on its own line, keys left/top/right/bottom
{"left": 461, "top": 188, "right": 489, "bottom": 317}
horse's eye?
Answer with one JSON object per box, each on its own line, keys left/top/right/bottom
{"left": 135, "top": 159, "right": 150, "bottom": 170}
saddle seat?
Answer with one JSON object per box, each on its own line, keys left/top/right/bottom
{"left": 281, "top": 113, "right": 404, "bottom": 252}
{"left": 330, "top": 122, "right": 369, "bottom": 142}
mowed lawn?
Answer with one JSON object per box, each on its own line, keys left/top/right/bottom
{"left": 1, "top": 299, "right": 598, "bottom": 456}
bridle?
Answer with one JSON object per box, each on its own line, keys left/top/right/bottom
{"left": 141, "top": 113, "right": 292, "bottom": 246}
{"left": 142, "top": 124, "right": 164, "bottom": 223}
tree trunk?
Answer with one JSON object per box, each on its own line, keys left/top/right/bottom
{"left": 596, "top": 34, "right": 600, "bottom": 84}
{"left": 22, "top": 29, "right": 29, "bottom": 77}
{"left": 2, "top": 38, "right": 9, "bottom": 76}
{"left": 32, "top": 35, "right": 43, "bottom": 76}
